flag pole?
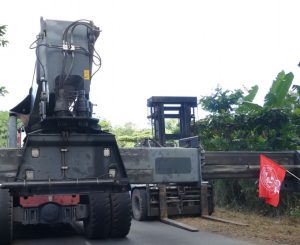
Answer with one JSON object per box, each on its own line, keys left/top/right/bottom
{"left": 286, "top": 169, "right": 300, "bottom": 181}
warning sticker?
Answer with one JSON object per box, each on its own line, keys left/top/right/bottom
{"left": 84, "top": 69, "right": 90, "bottom": 80}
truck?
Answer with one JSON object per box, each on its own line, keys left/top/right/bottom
{"left": 0, "top": 18, "right": 131, "bottom": 244}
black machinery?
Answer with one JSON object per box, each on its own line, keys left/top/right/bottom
{"left": 0, "top": 18, "right": 131, "bottom": 244}
{"left": 147, "top": 96, "right": 197, "bottom": 146}
{"left": 123, "top": 96, "right": 214, "bottom": 225}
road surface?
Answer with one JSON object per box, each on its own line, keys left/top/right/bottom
{"left": 13, "top": 220, "right": 258, "bottom": 245}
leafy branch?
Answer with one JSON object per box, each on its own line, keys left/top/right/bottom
{"left": 0, "top": 25, "right": 8, "bottom": 47}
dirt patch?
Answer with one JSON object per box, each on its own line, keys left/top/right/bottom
{"left": 175, "top": 208, "right": 300, "bottom": 245}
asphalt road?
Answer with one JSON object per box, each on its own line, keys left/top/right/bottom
{"left": 13, "top": 220, "right": 258, "bottom": 245}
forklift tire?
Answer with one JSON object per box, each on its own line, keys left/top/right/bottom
{"left": 0, "top": 189, "right": 13, "bottom": 245}
{"left": 132, "top": 188, "right": 147, "bottom": 221}
{"left": 84, "top": 193, "right": 111, "bottom": 239}
{"left": 207, "top": 183, "right": 215, "bottom": 215}
{"left": 110, "top": 192, "right": 132, "bottom": 238}
{"left": 208, "top": 195, "right": 214, "bottom": 215}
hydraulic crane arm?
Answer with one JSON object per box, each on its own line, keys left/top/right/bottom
{"left": 10, "top": 18, "right": 101, "bottom": 134}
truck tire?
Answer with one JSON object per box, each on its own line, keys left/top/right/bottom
{"left": 84, "top": 193, "right": 111, "bottom": 239}
{"left": 110, "top": 192, "right": 132, "bottom": 238}
{"left": 0, "top": 189, "right": 13, "bottom": 245}
{"left": 131, "top": 188, "right": 147, "bottom": 221}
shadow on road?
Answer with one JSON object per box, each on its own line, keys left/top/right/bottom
{"left": 13, "top": 222, "right": 133, "bottom": 245}
{"left": 14, "top": 223, "right": 78, "bottom": 240}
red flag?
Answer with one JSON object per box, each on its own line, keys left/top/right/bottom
{"left": 259, "top": 154, "right": 286, "bottom": 207}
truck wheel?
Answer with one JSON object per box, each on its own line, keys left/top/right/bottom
{"left": 84, "top": 193, "right": 111, "bottom": 239}
{"left": 110, "top": 192, "right": 132, "bottom": 238}
{"left": 0, "top": 189, "right": 13, "bottom": 245}
{"left": 132, "top": 188, "right": 147, "bottom": 221}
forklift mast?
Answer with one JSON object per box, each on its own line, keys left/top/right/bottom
{"left": 147, "top": 96, "right": 197, "bottom": 146}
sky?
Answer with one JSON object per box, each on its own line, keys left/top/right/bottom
{"left": 0, "top": 0, "right": 300, "bottom": 128}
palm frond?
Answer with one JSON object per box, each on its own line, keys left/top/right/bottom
{"left": 237, "top": 101, "right": 263, "bottom": 114}
{"left": 243, "top": 85, "right": 258, "bottom": 102}
{"left": 0, "top": 86, "right": 8, "bottom": 96}
{"left": 264, "top": 71, "right": 294, "bottom": 108}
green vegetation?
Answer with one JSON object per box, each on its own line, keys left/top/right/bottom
{"left": 0, "top": 86, "right": 7, "bottom": 97}
{"left": 194, "top": 71, "right": 300, "bottom": 215}
{"left": 0, "top": 112, "right": 24, "bottom": 148}
{"left": 0, "top": 25, "right": 8, "bottom": 96}
{"left": 99, "top": 120, "right": 152, "bottom": 147}
{"left": 0, "top": 25, "right": 8, "bottom": 47}
{"left": 99, "top": 119, "right": 179, "bottom": 147}
{"left": 0, "top": 111, "right": 8, "bottom": 147}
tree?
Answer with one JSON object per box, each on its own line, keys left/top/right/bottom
{"left": 165, "top": 119, "right": 180, "bottom": 134}
{"left": 99, "top": 119, "right": 113, "bottom": 132}
{"left": 99, "top": 119, "right": 152, "bottom": 147}
{"left": 0, "top": 111, "right": 9, "bottom": 147}
{"left": 196, "top": 71, "right": 299, "bottom": 151}
{"left": 0, "top": 25, "right": 8, "bottom": 47}
{"left": 112, "top": 123, "right": 152, "bottom": 148}
{"left": 194, "top": 71, "right": 300, "bottom": 214}
{"left": 199, "top": 86, "right": 244, "bottom": 114}
{"left": 240, "top": 71, "right": 294, "bottom": 112}
{"left": 0, "top": 86, "right": 8, "bottom": 97}
{"left": 0, "top": 25, "right": 8, "bottom": 96}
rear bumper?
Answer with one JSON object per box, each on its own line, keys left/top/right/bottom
{"left": 13, "top": 204, "right": 88, "bottom": 225}
{"left": 0, "top": 178, "right": 130, "bottom": 192}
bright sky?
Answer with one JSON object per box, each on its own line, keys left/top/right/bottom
{"left": 0, "top": 0, "right": 300, "bottom": 128}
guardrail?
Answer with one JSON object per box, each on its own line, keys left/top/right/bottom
{"left": 203, "top": 151, "right": 300, "bottom": 179}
